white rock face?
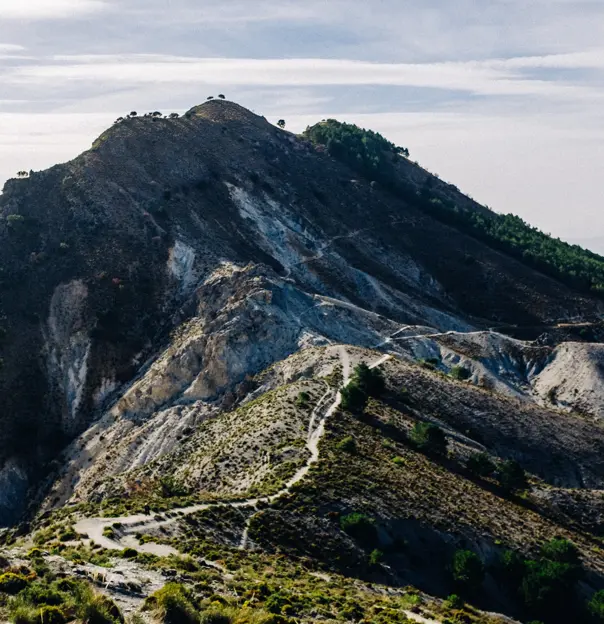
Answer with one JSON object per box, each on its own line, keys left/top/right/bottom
{"left": 44, "top": 280, "right": 91, "bottom": 432}
{"left": 168, "top": 239, "right": 196, "bottom": 291}
{"left": 532, "top": 342, "right": 604, "bottom": 419}
{"left": 227, "top": 183, "right": 310, "bottom": 275}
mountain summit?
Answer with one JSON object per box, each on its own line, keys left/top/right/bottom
{"left": 1, "top": 99, "right": 604, "bottom": 623}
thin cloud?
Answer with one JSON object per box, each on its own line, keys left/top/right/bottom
{"left": 0, "top": 0, "right": 108, "bottom": 19}
{"left": 7, "top": 55, "right": 604, "bottom": 101}
{"left": 0, "top": 44, "right": 25, "bottom": 52}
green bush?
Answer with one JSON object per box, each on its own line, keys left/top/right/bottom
{"left": 449, "top": 365, "right": 471, "bottom": 381}
{"left": 340, "top": 382, "right": 367, "bottom": 413}
{"left": 295, "top": 392, "right": 310, "bottom": 407}
{"left": 497, "top": 459, "right": 528, "bottom": 492}
{"left": 57, "top": 528, "right": 76, "bottom": 542}
{"left": 10, "top": 604, "right": 39, "bottom": 624}
{"left": 38, "top": 606, "right": 66, "bottom": 624}
{"left": 452, "top": 550, "right": 484, "bottom": 592}
{"left": 340, "top": 512, "right": 377, "bottom": 546}
{"left": 20, "top": 583, "right": 64, "bottom": 606}
{"left": 159, "top": 476, "right": 188, "bottom": 498}
{"left": 0, "top": 573, "right": 30, "bottom": 594}
{"left": 540, "top": 537, "right": 579, "bottom": 565}
{"left": 369, "top": 549, "right": 383, "bottom": 566}
{"left": 444, "top": 594, "right": 464, "bottom": 609}
{"left": 120, "top": 547, "right": 138, "bottom": 559}
{"left": 498, "top": 543, "right": 582, "bottom": 620}
{"left": 265, "top": 592, "right": 291, "bottom": 615}
{"left": 353, "top": 363, "right": 385, "bottom": 397}
{"left": 498, "top": 549, "right": 525, "bottom": 584}
{"left": 520, "top": 559, "right": 575, "bottom": 612}
{"left": 410, "top": 422, "right": 447, "bottom": 456}
{"left": 466, "top": 452, "right": 496, "bottom": 477}
{"left": 588, "top": 589, "right": 604, "bottom": 621}
{"left": 6, "top": 214, "right": 25, "bottom": 228}
{"left": 336, "top": 436, "right": 357, "bottom": 453}
{"left": 199, "top": 609, "right": 231, "bottom": 624}
{"left": 146, "top": 583, "right": 197, "bottom": 624}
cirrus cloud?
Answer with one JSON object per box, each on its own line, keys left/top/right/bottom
{"left": 0, "top": 0, "right": 108, "bottom": 19}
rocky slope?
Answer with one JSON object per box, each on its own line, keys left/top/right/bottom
{"left": 1, "top": 99, "right": 604, "bottom": 623}
{"left": 1, "top": 99, "right": 602, "bottom": 524}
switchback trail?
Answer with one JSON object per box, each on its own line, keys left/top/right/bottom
{"left": 75, "top": 347, "right": 389, "bottom": 556}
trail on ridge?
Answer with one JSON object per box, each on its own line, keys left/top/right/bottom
{"left": 75, "top": 346, "right": 387, "bottom": 556}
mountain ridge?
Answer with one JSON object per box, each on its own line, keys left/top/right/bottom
{"left": 1, "top": 99, "right": 604, "bottom": 623}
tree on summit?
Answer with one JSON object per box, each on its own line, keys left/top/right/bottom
{"left": 277, "top": 119, "right": 286, "bottom": 128}
{"left": 218, "top": 94, "right": 226, "bottom": 99}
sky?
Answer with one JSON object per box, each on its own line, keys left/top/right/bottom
{"left": 1, "top": 0, "right": 603, "bottom": 249}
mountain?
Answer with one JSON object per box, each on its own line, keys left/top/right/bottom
{"left": 1, "top": 100, "right": 604, "bottom": 624}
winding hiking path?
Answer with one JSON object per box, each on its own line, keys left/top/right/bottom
{"left": 75, "top": 347, "right": 389, "bottom": 556}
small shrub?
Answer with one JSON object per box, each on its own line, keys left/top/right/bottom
{"left": 146, "top": 583, "right": 197, "bottom": 624}
{"left": 340, "top": 382, "right": 367, "bottom": 413}
{"left": 466, "top": 452, "right": 496, "bottom": 477}
{"left": 336, "top": 436, "right": 357, "bottom": 453}
{"left": 340, "top": 512, "right": 377, "bottom": 546}
{"left": 10, "top": 604, "right": 39, "bottom": 624}
{"left": 159, "top": 476, "right": 188, "bottom": 498}
{"left": 497, "top": 459, "right": 528, "bottom": 492}
{"left": 295, "top": 392, "right": 310, "bottom": 408}
{"left": 353, "top": 363, "right": 385, "bottom": 397}
{"left": 452, "top": 550, "right": 484, "bottom": 593}
{"left": 6, "top": 214, "right": 25, "bottom": 228}
{"left": 540, "top": 537, "right": 579, "bottom": 565}
{"left": 391, "top": 456, "right": 405, "bottom": 466}
{"left": 520, "top": 559, "right": 575, "bottom": 612}
{"left": 57, "top": 528, "right": 76, "bottom": 542}
{"left": 199, "top": 609, "right": 231, "bottom": 624}
{"left": 0, "top": 572, "right": 30, "bottom": 594}
{"left": 369, "top": 549, "right": 383, "bottom": 566}
{"left": 449, "top": 365, "right": 471, "bottom": 381}
{"left": 38, "top": 606, "right": 67, "bottom": 624}
{"left": 410, "top": 422, "right": 447, "bottom": 456}
{"left": 265, "top": 592, "right": 291, "bottom": 615}
{"left": 78, "top": 594, "right": 122, "bottom": 624}
{"left": 444, "top": 594, "right": 464, "bottom": 609}
{"left": 120, "top": 547, "right": 138, "bottom": 559}
{"left": 20, "top": 582, "right": 64, "bottom": 606}
{"left": 588, "top": 589, "right": 604, "bottom": 621}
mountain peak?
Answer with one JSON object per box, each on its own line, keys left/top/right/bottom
{"left": 185, "top": 98, "right": 270, "bottom": 127}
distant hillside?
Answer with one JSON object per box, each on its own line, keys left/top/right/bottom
{"left": 304, "top": 119, "right": 604, "bottom": 295}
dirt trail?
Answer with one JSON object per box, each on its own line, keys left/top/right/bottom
{"left": 75, "top": 346, "right": 388, "bottom": 556}
{"left": 404, "top": 612, "right": 441, "bottom": 624}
